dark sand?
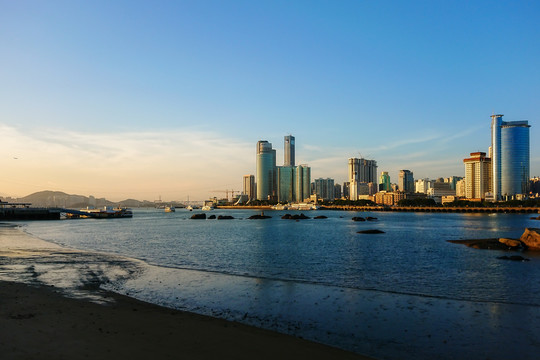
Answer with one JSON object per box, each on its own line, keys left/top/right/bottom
{"left": 0, "top": 281, "right": 370, "bottom": 360}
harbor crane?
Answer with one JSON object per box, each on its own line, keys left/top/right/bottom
{"left": 210, "top": 190, "right": 241, "bottom": 202}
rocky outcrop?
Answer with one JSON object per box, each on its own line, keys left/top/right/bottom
{"left": 497, "top": 255, "right": 530, "bottom": 261}
{"left": 207, "top": 214, "right": 216, "bottom": 219}
{"left": 248, "top": 214, "right": 271, "bottom": 219}
{"left": 352, "top": 217, "right": 365, "bottom": 222}
{"left": 357, "top": 229, "right": 385, "bottom": 234}
{"left": 520, "top": 228, "right": 540, "bottom": 250}
{"left": 190, "top": 213, "right": 206, "bottom": 220}
{"left": 366, "top": 216, "right": 378, "bottom": 221}
{"left": 281, "top": 213, "right": 310, "bottom": 220}
{"left": 217, "top": 215, "right": 234, "bottom": 220}
{"left": 314, "top": 215, "right": 327, "bottom": 219}
{"left": 498, "top": 238, "right": 523, "bottom": 248}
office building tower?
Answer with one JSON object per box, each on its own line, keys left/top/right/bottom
{"left": 491, "top": 114, "right": 530, "bottom": 199}
{"left": 415, "top": 178, "right": 433, "bottom": 194}
{"left": 464, "top": 152, "right": 492, "bottom": 199}
{"left": 284, "top": 135, "right": 295, "bottom": 167}
{"left": 379, "top": 171, "right": 391, "bottom": 191}
{"left": 342, "top": 182, "right": 350, "bottom": 199}
{"left": 398, "top": 170, "right": 414, "bottom": 193}
{"left": 243, "top": 175, "right": 256, "bottom": 201}
{"left": 256, "top": 140, "right": 276, "bottom": 201}
{"left": 456, "top": 179, "right": 466, "bottom": 197}
{"left": 314, "top": 178, "right": 335, "bottom": 201}
{"left": 348, "top": 158, "right": 378, "bottom": 199}
{"left": 445, "top": 176, "right": 463, "bottom": 190}
{"left": 276, "top": 166, "right": 295, "bottom": 203}
{"left": 334, "top": 183, "right": 342, "bottom": 199}
{"left": 295, "top": 165, "right": 311, "bottom": 202}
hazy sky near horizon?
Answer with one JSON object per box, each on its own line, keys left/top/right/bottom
{"left": 1, "top": 1, "right": 539, "bottom": 201}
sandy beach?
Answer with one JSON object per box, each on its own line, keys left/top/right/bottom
{"left": 0, "top": 225, "right": 370, "bottom": 359}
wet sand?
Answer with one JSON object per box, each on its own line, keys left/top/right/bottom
{"left": 0, "top": 225, "right": 369, "bottom": 359}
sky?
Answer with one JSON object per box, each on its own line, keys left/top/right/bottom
{"left": 1, "top": 0, "right": 539, "bottom": 202}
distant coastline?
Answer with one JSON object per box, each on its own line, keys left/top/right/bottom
{"left": 218, "top": 205, "right": 540, "bottom": 214}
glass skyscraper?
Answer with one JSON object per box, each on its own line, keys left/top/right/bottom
{"left": 284, "top": 135, "right": 295, "bottom": 167}
{"left": 256, "top": 141, "right": 276, "bottom": 201}
{"left": 491, "top": 114, "right": 530, "bottom": 199}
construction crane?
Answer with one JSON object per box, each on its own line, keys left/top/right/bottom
{"left": 210, "top": 190, "right": 241, "bottom": 202}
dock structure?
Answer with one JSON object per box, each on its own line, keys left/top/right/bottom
{"left": 0, "top": 202, "right": 132, "bottom": 220}
{"left": 0, "top": 202, "right": 61, "bottom": 220}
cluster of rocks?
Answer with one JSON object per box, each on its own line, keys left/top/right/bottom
{"left": 190, "top": 213, "right": 235, "bottom": 220}
{"left": 352, "top": 216, "right": 377, "bottom": 222}
{"left": 500, "top": 228, "right": 540, "bottom": 250}
{"left": 531, "top": 215, "right": 540, "bottom": 220}
{"left": 448, "top": 228, "right": 540, "bottom": 261}
{"left": 247, "top": 214, "right": 272, "bottom": 219}
{"left": 281, "top": 213, "right": 309, "bottom": 220}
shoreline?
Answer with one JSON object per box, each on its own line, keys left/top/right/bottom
{"left": 0, "top": 224, "right": 371, "bottom": 359}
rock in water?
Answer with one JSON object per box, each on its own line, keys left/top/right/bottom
{"left": 208, "top": 214, "right": 216, "bottom": 219}
{"left": 497, "top": 255, "right": 530, "bottom": 261}
{"left": 190, "top": 213, "right": 206, "bottom": 220}
{"left": 519, "top": 228, "right": 540, "bottom": 250}
{"left": 217, "top": 215, "right": 234, "bottom": 220}
{"left": 314, "top": 215, "right": 327, "bottom": 219}
{"left": 357, "top": 229, "right": 385, "bottom": 234}
{"left": 498, "top": 238, "right": 523, "bottom": 248}
{"left": 352, "top": 217, "right": 365, "bottom": 222}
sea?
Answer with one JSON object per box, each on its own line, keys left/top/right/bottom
{"left": 18, "top": 209, "right": 540, "bottom": 360}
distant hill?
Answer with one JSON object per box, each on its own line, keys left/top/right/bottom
{"left": 15, "top": 191, "right": 157, "bottom": 208}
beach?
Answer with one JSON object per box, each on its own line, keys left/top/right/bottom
{"left": 0, "top": 225, "right": 369, "bottom": 360}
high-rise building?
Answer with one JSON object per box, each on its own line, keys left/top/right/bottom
{"left": 334, "top": 183, "right": 342, "bottom": 199}
{"left": 398, "top": 170, "right": 414, "bottom": 193}
{"left": 276, "top": 166, "right": 294, "bottom": 203}
{"left": 342, "top": 182, "right": 350, "bottom": 199}
{"left": 379, "top": 171, "right": 391, "bottom": 191}
{"left": 464, "top": 152, "right": 492, "bottom": 199}
{"left": 256, "top": 141, "right": 276, "bottom": 201}
{"left": 415, "top": 178, "right": 433, "bottom": 194}
{"left": 491, "top": 114, "right": 530, "bottom": 199}
{"left": 243, "top": 175, "right": 256, "bottom": 201}
{"left": 295, "top": 165, "right": 311, "bottom": 202}
{"left": 348, "top": 158, "right": 377, "bottom": 199}
{"left": 314, "top": 178, "right": 335, "bottom": 201}
{"left": 284, "top": 135, "right": 295, "bottom": 167}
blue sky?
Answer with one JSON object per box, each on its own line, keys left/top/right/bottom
{"left": 1, "top": 1, "right": 539, "bottom": 201}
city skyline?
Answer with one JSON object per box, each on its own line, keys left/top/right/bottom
{"left": 1, "top": 2, "right": 539, "bottom": 201}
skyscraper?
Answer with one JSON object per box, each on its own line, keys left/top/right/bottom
{"left": 398, "top": 170, "right": 414, "bottom": 193}
{"left": 491, "top": 114, "right": 530, "bottom": 199}
{"left": 284, "top": 135, "right": 295, "bottom": 167}
{"left": 256, "top": 141, "right": 276, "bottom": 201}
{"left": 348, "top": 158, "right": 378, "bottom": 199}
{"left": 379, "top": 171, "right": 391, "bottom": 191}
{"left": 295, "top": 165, "right": 311, "bottom": 203}
{"left": 314, "top": 178, "right": 335, "bottom": 201}
{"left": 243, "top": 175, "right": 256, "bottom": 201}
{"left": 463, "top": 152, "right": 492, "bottom": 199}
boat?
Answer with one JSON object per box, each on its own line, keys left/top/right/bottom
{"left": 186, "top": 205, "right": 193, "bottom": 211}
{"left": 288, "top": 203, "right": 320, "bottom": 211}
{"left": 164, "top": 206, "right": 175, "bottom": 212}
{"left": 201, "top": 205, "right": 213, "bottom": 211}
{"left": 67, "top": 206, "right": 133, "bottom": 219}
{"left": 272, "top": 204, "right": 288, "bottom": 210}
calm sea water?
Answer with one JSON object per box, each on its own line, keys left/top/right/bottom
{"left": 23, "top": 209, "right": 540, "bottom": 305}
{"left": 20, "top": 209, "right": 540, "bottom": 359}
